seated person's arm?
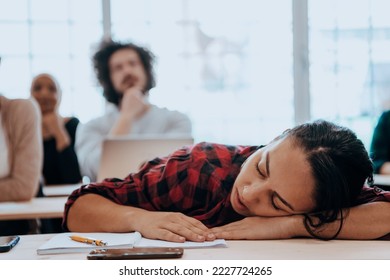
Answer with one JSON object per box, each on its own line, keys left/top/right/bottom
{"left": 67, "top": 194, "right": 214, "bottom": 242}
{"left": 109, "top": 87, "right": 148, "bottom": 136}
{"left": 0, "top": 100, "right": 42, "bottom": 202}
{"left": 211, "top": 201, "right": 390, "bottom": 240}
{"left": 75, "top": 122, "right": 105, "bottom": 181}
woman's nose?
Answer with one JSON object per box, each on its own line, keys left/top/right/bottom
{"left": 38, "top": 89, "right": 50, "bottom": 97}
{"left": 241, "top": 183, "right": 265, "bottom": 205}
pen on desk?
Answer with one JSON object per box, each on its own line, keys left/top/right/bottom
{"left": 69, "top": 235, "right": 108, "bottom": 246}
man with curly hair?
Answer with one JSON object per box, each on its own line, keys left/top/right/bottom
{"left": 75, "top": 40, "right": 192, "bottom": 181}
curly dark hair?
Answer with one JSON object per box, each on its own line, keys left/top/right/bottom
{"left": 92, "top": 40, "right": 156, "bottom": 105}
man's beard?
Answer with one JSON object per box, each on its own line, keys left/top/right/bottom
{"left": 121, "top": 75, "right": 137, "bottom": 89}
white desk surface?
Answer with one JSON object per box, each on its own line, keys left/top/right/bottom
{"left": 43, "top": 184, "right": 81, "bottom": 197}
{"left": 373, "top": 174, "right": 390, "bottom": 186}
{"left": 0, "top": 197, "right": 67, "bottom": 221}
{"left": 0, "top": 234, "right": 389, "bottom": 260}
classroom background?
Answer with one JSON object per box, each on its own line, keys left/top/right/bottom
{"left": 1, "top": 0, "right": 390, "bottom": 148}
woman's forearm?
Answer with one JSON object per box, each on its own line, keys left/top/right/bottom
{"left": 67, "top": 194, "right": 144, "bottom": 232}
{"left": 294, "top": 202, "right": 390, "bottom": 240}
{"left": 66, "top": 193, "right": 213, "bottom": 242}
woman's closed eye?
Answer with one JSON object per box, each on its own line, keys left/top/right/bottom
{"left": 271, "top": 193, "right": 281, "bottom": 211}
{"left": 255, "top": 163, "right": 266, "bottom": 178}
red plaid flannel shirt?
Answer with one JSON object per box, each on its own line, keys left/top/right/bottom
{"left": 63, "top": 142, "right": 390, "bottom": 239}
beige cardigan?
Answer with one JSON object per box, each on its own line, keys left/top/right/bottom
{"left": 0, "top": 95, "right": 42, "bottom": 202}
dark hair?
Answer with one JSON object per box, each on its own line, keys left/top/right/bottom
{"left": 92, "top": 40, "right": 156, "bottom": 105}
{"left": 283, "top": 120, "right": 373, "bottom": 240}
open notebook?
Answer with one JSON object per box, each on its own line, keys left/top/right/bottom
{"left": 37, "top": 232, "right": 227, "bottom": 255}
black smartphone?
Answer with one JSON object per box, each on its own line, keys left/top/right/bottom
{"left": 0, "top": 236, "right": 20, "bottom": 253}
{"left": 87, "top": 247, "right": 184, "bottom": 260}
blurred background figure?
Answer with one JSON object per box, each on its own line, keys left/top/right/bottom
{"left": 30, "top": 73, "right": 81, "bottom": 185}
{"left": 75, "top": 40, "right": 192, "bottom": 181}
{"left": 0, "top": 93, "right": 42, "bottom": 235}
{"left": 370, "top": 111, "right": 390, "bottom": 174}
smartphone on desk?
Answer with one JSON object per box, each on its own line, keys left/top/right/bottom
{"left": 0, "top": 236, "right": 20, "bottom": 253}
{"left": 87, "top": 247, "right": 184, "bottom": 260}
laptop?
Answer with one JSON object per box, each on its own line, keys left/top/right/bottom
{"left": 97, "top": 136, "right": 194, "bottom": 181}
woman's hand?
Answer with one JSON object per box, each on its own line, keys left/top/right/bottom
{"left": 132, "top": 211, "right": 216, "bottom": 243}
{"left": 42, "top": 112, "right": 62, "bottom": 135}
{"left": 42, "top": 112, "right": 70, "bottom": 151}
{"left": 210, "top": 216, "right": 303, "bottom": 240}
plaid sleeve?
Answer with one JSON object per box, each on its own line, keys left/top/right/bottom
{"left": 353, "top": 186, "right": 390, "bottom": 240}
{"left": 62, "top": 146, "right": 197, "bottom": 231}
{"left": 62, "top": 142, "right": 259, "bottom": 230}
{"left": 354, "top": 185, "right": 390, "bottom": 204}
{"left": 62, "top": 177, "right": 148, "bottom": 231}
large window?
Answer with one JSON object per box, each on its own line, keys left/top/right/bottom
{"left": 1, "top": 0, "right": 390, "bottom": 146}
{"left": 111, "top": 0, "right": 294, "bottom": 145}
{"left": 309, "top": 0, "right": 390, "bottom": 147}
{"left": 0, "top": 0, "right": 104, "bottom": 121}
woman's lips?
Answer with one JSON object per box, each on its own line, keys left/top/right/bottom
{"left": 234, "top": 189, "right": 248, "bottom": 212}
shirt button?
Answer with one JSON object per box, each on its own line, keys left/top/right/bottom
{"left": 374, "top": 186, "right": 383, "bottom": 193}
